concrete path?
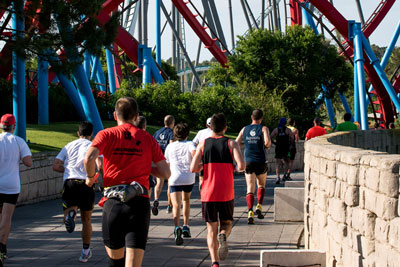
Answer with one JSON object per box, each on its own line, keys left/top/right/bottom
{"left": 5, "top": 172, "right": 304, "bottom": 267}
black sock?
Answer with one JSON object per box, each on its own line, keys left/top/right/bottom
{"left": 211, "top": 262, "right": 219, "bottom": 266}
{"left": 83, "top": 243, "right": 90, "bottom": 250}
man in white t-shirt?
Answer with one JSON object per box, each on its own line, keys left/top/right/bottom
{"left": 0, "top": 114, "right": 32, "bottom": 264}
{"left": 164, "top": 123, "right": 196, "bottom": 245}
{"left": 192, "top": 118, "right": 213, "bottom": 190}
{"left": 53, "top": 121, "right": 101, "bottom": 263}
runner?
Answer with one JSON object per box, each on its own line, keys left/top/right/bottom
{"left": 305, "top": 117, "right": 327, "bottom": 141}
{"left": 286, "top": 118, "right": 299, "bottom": 180}
{"left": 84, "top": 97, "right": 170, "bottom": 267}
{"left": 53, "top": 121, "right": 101, "bottom": 263}
{"left": 235, "top": 109, "right": 271, "bottom": 225}
{"left": 153, "top": 115, "right": 175, "bottom": 215}
{"left": 191, "top": 113, "right": 245, "bottom": 267}
{"left": 0, "top": 114, "right": 32, "bottom": 266}
{"left": 335, "top": 113, "right": 358, "bottom": 131}
{"left": 164, "top": 123, "right": 196, "bottom": 246}
{"left": 270, "top": 118, "right": 294, "bottom": 184}
{"left": 134, "top": 116, "right": 157, "bottom": 198}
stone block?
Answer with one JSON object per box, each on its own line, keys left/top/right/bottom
{"left": 48, "top": 178, "right": 56, "bottom": 196}
{"left": 334, "top": 180, "right": 345, "bottom": 199}
{"left": 328, "top": 216, "right": 347, "bottom": 244}
{"left": 316, "top": 206, "right": 327, "bottom": 227}
{"left": 364, "top": 188, "right": 378, "bottom": 214}
{"left": 375, "top": 241, "right": 390, "bottom": 267}
{"left": 340, "top": 150, "right": 364, "bottom": 165}
{"left": 260, "top": 250, "right": 326, "bottom": 267}
{"left": 389, "top": 218, "right": 400, "bottom": 249}
{"left": 274, "top": 188, "right": 304, "bottom": 222}
{"left": 329, "top": 235, "right": 343, "bottom": 264}
{"left": 345, "top": 185, "right": 359, "bottom": 207}
{"left": 375, "top": 193, "right": 397, "bottom": 220}
{"left": 375, "top": 218, "right": 390, "bottom": 243}
{"left": 319, "top": 175, "right": 328, "bottom": 191}
{"left": 376, "top": 155, "right": 400, "bottom": 173}
{"left": 316, "top": 191, "right": 328, "bottom": 212}
{"left": 365, "top": 167, "right": 380, "bottom": 191}
{"left": 351, "top": 207, "right": 375, "bottom": 238}
{"left": 28, "top": 182, "right": 38, "bottom": 201}
{"left": 18, "top": 184, "right": 29, "bottom": 203}
{"left": 388, "top": 247, "right": 400, "bottom": 267}
{"left": 38, "top": 180, "right": 48, "bottom": 197}
{"left": 284, "top": 181, "right": 304, "bottom": 188}
{"left": 337, "top": 163, "right": 348, "bottom": 182}
{"left": 327, "top": 178, "right": 336, "bottom": 197}
{"left": 319, "top": 158, "right": 328, "bottom": 175}
{"left": 20, "top": 172, "right": 29, "bottom": 185}
{"left": 359, "top": 165, "right": 367, "bottom": 187}
{"left": 326, "top": 160, "right": 337, "bottom": 177}
{"left": 378, "top": 170, "right": 399, "bottom": 198}
{"left": 328, "top": 198, "right": 346, "bottom": 223}
{"left": 360, "top": 235, "right": 375, "bottom": 256}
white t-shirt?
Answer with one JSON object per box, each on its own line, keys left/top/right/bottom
{"left": 56, "top": 138, "right": 92, "bottom": 182}
{"left": 164, "top": 140, "right": 196, "bottom": 186}
{"left": 192, "top": 128, "right": 213, "bottom": 146}
{"left": 0, "top": 132, "right": 32, "bottom": 194}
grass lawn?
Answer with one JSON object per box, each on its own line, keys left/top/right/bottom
{"left": 26, "top": 121, "right": 238, "bottom": 153}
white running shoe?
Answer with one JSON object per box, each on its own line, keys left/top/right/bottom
{"left": 79, "top": 248, "right": 92, "bottom": 263}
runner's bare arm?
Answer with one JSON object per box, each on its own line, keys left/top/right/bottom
{"left": 262, "top": 126, "right": 271, "bottom": 149}
{"left": 190, "top": 141, "right": 204, "bottom": 173}
{"left": 52, "top": 159, "right": 64, "bottom": 173}
{"left": 84, "top": 146, "right": 100, "bottom": 186}
{"left": 231, "top": 140, "right": 245, "bottom": 171}
{"left": 151, "top": 160, "right": 171, "bottom": 179}
{"left": 235, "top": 127, "right": 245, "bottom": 144}
{"left": 96, "top": 157, "right": 103, "bottom": 173}
{"left": 22, "top": 155, "right": 32, "bottom": 167}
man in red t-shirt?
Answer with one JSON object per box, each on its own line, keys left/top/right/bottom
{"left": 305, "top": 117, "right": 327, "bottom": 141}
{"left": 190, "top": 113, "right": 245, "bottom": 267}
{"left": 84, "top": 97, "right": 170, "bottom": 267}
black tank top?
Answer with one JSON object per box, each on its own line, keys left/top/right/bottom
{"left": 276, "top": 126, "right": 289, "bottom": 151}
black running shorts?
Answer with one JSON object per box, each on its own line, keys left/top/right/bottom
{"left": 245, "top": 162, "right": 268, "bottom": 175}
{"left": 169, "top": 184, "right": 194, "bottom": 193}
{"left": 0, "top": 193, "right": 19, "bottom": 206}
{"left": 201, "top": 200, "right": 234, "bottom": 223}
{"left": 274, "top": 149, "right": 289, "bottom": 159}
{"left": 102, "top": 196, "right": 150, "bottom": 250}
{"left": 288, "top": 148, "right": 296, "bottom": 161}
{"left": 62, "top": 179, "right": 95, "bottom": 211}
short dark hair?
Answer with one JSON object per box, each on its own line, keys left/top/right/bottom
{"left": 164, "top": 115, "right": 175, "bottom": 127}
{"left": 135, "top": 116, "right": 147, "bottom": 130}
{"left": 115, "top": 97, "right": 138, "bottom": 122}
{"left": 78, "top": 121, "right": 93, "bottom": 137}
{"left": 211, "top": 113, "right": 227, "bottom": 133}
{"left": 343, "top": 113, "right": 352, "bottom": 122}
{"left": 251, "top": 109, "right": 263, "bottom": 121}
{"left": 314, "top": 117, "right": 321, "bottom": 126}
{"left": 288, "top": 118, "right": 295, "bottom": 126}
{"left": 173, "top": 123, "right": 190, "bottom": 141}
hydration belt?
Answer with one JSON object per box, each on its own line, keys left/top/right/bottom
{"left": 103, "top": 181, "right": 147, "bottom": 203}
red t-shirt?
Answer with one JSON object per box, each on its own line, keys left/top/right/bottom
{"left": 92, "top": 123, "right": 165, "bottom": 191}
{"left": 305, "top": 126, "right": 327, "bottom": 140}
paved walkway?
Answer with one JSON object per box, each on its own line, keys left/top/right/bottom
{"left": 6, "top": 172, "right": 304, "bottom": 267}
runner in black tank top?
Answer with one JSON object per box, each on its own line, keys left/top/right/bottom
{"left": 236, "top": 109, "right": 271, "bottom": 224}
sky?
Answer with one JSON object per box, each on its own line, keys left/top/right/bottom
{"left": 135, "top": 0, "right": 400, "bottom": 63}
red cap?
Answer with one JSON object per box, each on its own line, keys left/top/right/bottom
{"left": 1, "top": 114, "right": 16, "bottom": 126}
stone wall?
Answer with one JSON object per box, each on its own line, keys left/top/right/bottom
{"left": 304, "top": 130, "right": 400, "bottom": 267}
{"left": 18, "top": 151, "right": 64, "bottom": 205}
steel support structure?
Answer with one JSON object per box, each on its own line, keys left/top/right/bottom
{"left": 106, "top": 47, "right": 117, "bottom": 93}
{"left": 240, "top": 0, "right": 253, "bottom": 31}
{"left": 38, "top": 56, "right": 49, "bottom": 125}
{"left": 228, "top": 0, "right": 235, "bottom": 49}
{"left": 12, "top": 0, "right": 26, "bottom": 139}
{"left": 156, "top": 0, "right": 161, "bottom": 65}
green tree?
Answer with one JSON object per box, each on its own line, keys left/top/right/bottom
{"left": 227, "top": 26, "right": 352, "bottom": 133}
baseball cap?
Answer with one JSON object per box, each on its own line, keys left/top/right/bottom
{"left": 206, "top": 117, "right": 212, "bottom": 126}
{"left": 1, "top": 114, "right": 16, "bottom": 126}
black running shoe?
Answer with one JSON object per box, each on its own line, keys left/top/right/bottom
{"left": 152, "top": 200, "right": 159, "bottom": 216}
{"left": 65, "top": 209, "right": 76, "bottom": 233}
{"left": 174, "top": 226, "right": 183, "bottom": 246}
{"left": 182, "top": 226, "right": 191, "bottom": 238}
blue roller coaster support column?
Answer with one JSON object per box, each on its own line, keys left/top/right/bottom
{"left": 12, "top": 0, "right": 26, "bottom": 139}
{"left": 302, "top": 4, "right": 318, "bottom": 34}
{"left": 361, "top": 34, "right": 400, "bottom": 113}
{"left": 90, "top": 57, "right": 106, "bottom": 91}
{"left": 142, "top": 46, "right": 152, "bottom": 85}
{"left": 352, "top": 22, "right": 368, "bottom": 130}
{"left": 38, "top": 56, "right": 49, "bottom": 125}
{"left": 150, "top": 59, "right": 164, "bottom": 84}
{"left": 84, "top": 50, "right": 91, "bottom": 80}
{"left": 338, "top": 92, "right": 354, "bottom": 121}
{"left": 56, "top": 74, "right": 86, "bottom": 120}
{"left": 322, "top": 85, "right": 335, "bottom": 127}
{"left": 366, "top": 19, "right": 400, "bottom": 105}
{"left": 353, "top": 59, "right": 360, "bottom": 123}
{"left": 106, "top": 47, "right": 117, "bottom": 93}
{"left": 156, "top": 0, "right": 161, "bottom": 66}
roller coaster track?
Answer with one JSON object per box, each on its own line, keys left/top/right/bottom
{"left": 309, "top": 0, "right": 397, "bottom": 124}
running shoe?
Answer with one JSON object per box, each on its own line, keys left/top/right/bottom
{"left": 174, "top": 226, "right": 184, "bottom": 246}
{"left": 65, "top": 209, "right": 76, "bottom": 233}
{"left": 282, "top": 173, "right": 287, "bottom": 181}
{"left": 275, "top": 177, "right": 281, "bottom": 184}
{"left": 79, "top": 248, "right": 92, "bottom": 263}
{"left": 285, "top": 173, "right": 293, "bottom": 181}
{"left": 210, "top": 263, "right": 220, "bottom": 267}
{"left": 182, "top": 225, "right": 191, "bottom": 238}
{"left": 152, "top": 200, "right": 159, "bottom": 216}
{"left": 255, "top": 204, "right": 264, "bottom": 219}
{"left": 166, "top": 205, "right": 173, "bottom": 214}
{"left": 218, "top": 233, "right": 228, "bottom": 261}
{"left": 0, "top": 251, "right": 4, "bottom": 267}
{"left": 248, "top": 210, "right": 255, "bottom": 224}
